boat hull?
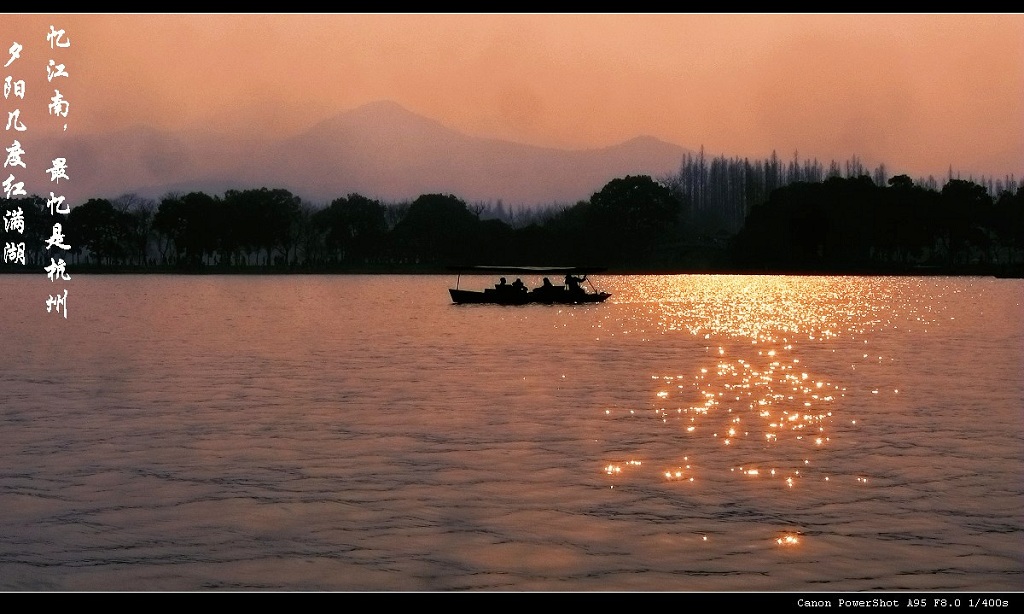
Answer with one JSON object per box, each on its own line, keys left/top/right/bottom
{"left": 449, "top": 287, "right": 610, "bottom": 305}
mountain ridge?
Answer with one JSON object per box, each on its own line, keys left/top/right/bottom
{"left": 28, "top": 100, "right": 693, "bottom": 207}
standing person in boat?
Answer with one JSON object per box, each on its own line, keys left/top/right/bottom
{"left": 565, "top": 273, "right": 586, "bottom": 296}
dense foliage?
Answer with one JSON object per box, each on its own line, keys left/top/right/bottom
{"left": 3, "top": 162, "right": 1022, "bottom": 275}
{"left": 732, "top": 176, "right": 1024, "bottom": 272}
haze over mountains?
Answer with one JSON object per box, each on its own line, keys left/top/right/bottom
{"left": 37, "top": 100, "right": 692, "bottom": 208}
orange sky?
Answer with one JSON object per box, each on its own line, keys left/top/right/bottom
{"left": 4, "top": 13, "right": 1022, "bottom": 181}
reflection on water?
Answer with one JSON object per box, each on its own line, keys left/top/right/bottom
{"left": 601, "top": 277, "right": 883, "bottom": 496}
{"left": 594, "top": 275, "right": 1020, "bottom": 562}
{"left": 0, "top": 274, "right": 1020, "bottom": 591}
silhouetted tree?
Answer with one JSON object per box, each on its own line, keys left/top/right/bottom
{"left": 67, "top": 198, "right": 126, "bottom": 265}
{"left": 153, "top": 192, "right": 219, "bottom": 267}
{"left": 313, "top": 193, "right": 387, "bottom": 265}
{"left": 992, "top": 187, "right": 1024, "bottom": 264}
{"left": 587, "top": 175, "right": 681, "bottom": 265}
{"left": 390, "top": 193, "right": 479, "bottom": 264}
{"left": 223, "top": 188, "right": 301, "bottom": 266}
{"left": 937, "top": 179, "right": 993, "bottom": 265}
{"left": 112, "top": 193, "right": 156, "bottom": 266}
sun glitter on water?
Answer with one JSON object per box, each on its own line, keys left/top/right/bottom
{"left": 776, "top": 532, "right": 802, "bottom": 547}
{"left": 598, "top": 275, "right": 909, "bottom": 492}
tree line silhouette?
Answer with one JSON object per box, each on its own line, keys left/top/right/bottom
{"left": 2, "top": 154, "right": 1022, "bottom": 275}
{"left": 733, "top": 175, "right": 1024, "bottom": 273}
{"left": 664, "top": 148, "right": 1021, "bottom": 238}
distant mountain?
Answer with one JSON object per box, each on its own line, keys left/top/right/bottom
{"left": 29, "top": 100, "right": 692, "bottom": 207}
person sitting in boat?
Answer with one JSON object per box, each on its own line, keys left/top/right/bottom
{"left": 495, "top": 277, "right": 507, "bottom": 290}
{"left": 531, "top": 277, "right": 558, "bottom": 300}
{"left": 511, "top": 278, "right": 526, "bottom": 293}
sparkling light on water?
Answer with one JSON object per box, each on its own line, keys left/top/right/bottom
{"left": 597, "top": 274, "right": 971, "bottom": 560}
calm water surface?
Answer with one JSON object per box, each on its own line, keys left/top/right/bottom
{"left": 0, "top": 274, "right": 1021, "bottom": 591}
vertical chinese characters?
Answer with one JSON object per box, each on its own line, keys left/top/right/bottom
{"left": 44, "top": 24, "right": 71, "bottom": 319}
{"left": 2, "top": 41, "right": 27, "bottom": 269}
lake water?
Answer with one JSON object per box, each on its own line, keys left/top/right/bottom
{"left": 0, "top": 274, "right": 1021, "bottom": 592}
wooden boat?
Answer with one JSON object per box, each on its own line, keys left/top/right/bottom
{"left": 449, "top": 266, "right": 611, "bottom": 305}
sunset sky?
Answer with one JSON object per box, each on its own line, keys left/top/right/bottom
{"left": 4, "top": 13, "right": 1022, "bottom": 183}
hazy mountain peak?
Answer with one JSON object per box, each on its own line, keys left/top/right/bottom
{"left": 42, "top": 102, "right": 693, "bottom": 207}
{"left": 621, "top": 134, "right": 664, "bottom": 145}
{"left": 350, "top": 99, "right": 418, "bottom": 116}
{"left": 323, "top": 99, "right": 449, "bottom": 128}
